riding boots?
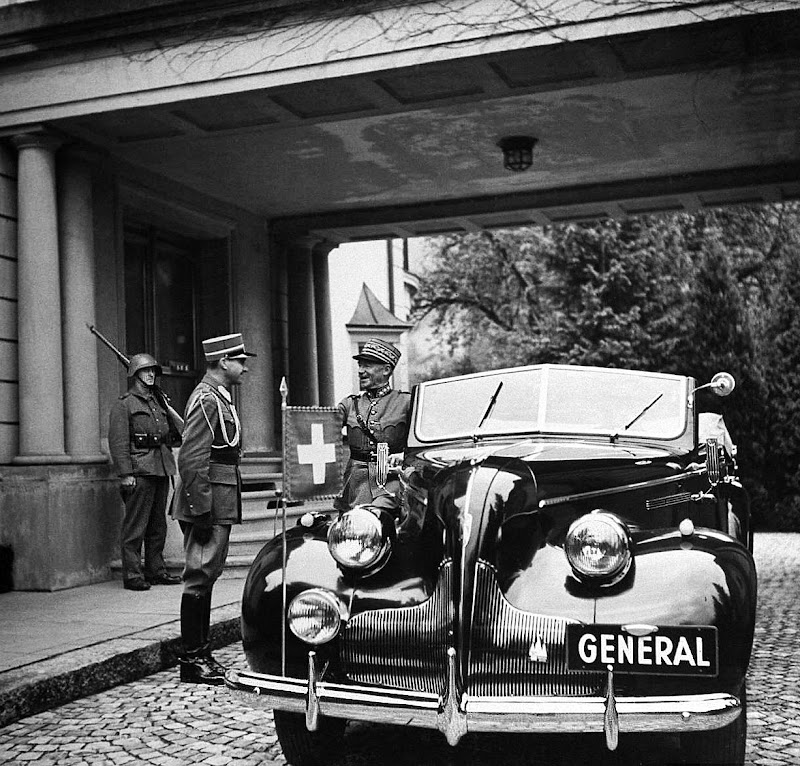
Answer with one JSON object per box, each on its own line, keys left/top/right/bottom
{"left": 178, "top": 593, "right": 227, "bottom": 685}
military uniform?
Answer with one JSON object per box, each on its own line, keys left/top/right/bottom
{"left": 174, "top": 332, "right": 255, "bottom": 685}
{"left": 335, "top": 337, "right": 411, "bottom": 511}
{"left": 336, "top": 385, "right": 411, "bottom": 509}
{"left": 108, "top": 383, "right": 179, "bottom": 587}
{"left": 171, "top": 375, "right": 243, "bottom": 595}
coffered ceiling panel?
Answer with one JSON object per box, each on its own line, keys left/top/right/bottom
{"left": 47, "top": 6, "right": 800, "bottom": 241}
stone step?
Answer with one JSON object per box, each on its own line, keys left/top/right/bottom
{"left": 220, "top": 553, "right": 260, "bottom": 576}
{"left": 228, "top": 530, "right": 274, "bottom": 558}
{"left": 242, "top": 488, "right": 281, "bottom": 502}
{"left": 241, "top": 490, "right": 281, "bottom": 517}
{"left": 241, "top": 492, "right": 304, "bottom": 534}
{"left": 241, "top": 472, "right": 282, "bottom": 485}
{"left": 240, "top": 456, "right": 282, "bottom": 481}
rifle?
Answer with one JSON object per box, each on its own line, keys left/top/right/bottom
{"left": 88, "top": 323, "right": 185, "bottom": 432}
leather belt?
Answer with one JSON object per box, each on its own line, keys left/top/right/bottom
{"left": 349, "top": 450, "right": 376, "bottom": 463}
{"left": 210, "top": 453, "right": 239, "bottom": 465}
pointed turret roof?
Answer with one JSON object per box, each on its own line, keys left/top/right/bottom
{"left": 346, "top": 283, "right": 412, "bottom": 330}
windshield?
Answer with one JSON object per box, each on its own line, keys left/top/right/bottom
{"left": 414, "top": 365, "right": 689, "bottom": 443}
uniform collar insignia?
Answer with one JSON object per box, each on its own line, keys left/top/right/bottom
{"left": 216, "top": 385, "right": 232, "bottom": 402}
{"left": 365, "top": 383, "right": 391, "bottom": 400}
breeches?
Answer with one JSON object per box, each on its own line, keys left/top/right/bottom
{"left": 335, "top": 460, "right": 400, "bottom": 511}
{"left": 180, "top": 522, "right": 231, "bottom": 597}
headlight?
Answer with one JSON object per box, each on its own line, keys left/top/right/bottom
{"left": 327, "top": 506, "right": 390, "bottom": 570}
{"left": 287, "top": 589, "right": 347, "bottom": 644}
{"left": 565, "top": 512, "right": 632, "bottom": 585}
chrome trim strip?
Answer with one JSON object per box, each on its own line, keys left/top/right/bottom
{"left": 306, "top": 651, "right": 319, "bottom": 731}
{"left": 226, "top": 668, "right": 741, "bottom": 743}
{"left": 538, "top": 468, "right": 706, "bottom": 508}
{"left": 439, "top": 647, "right": 468, "bottom": 746}
{"left": 605, "top": 667, "right": 619, "bottom": 751}
{"left": 646, "top": 492, "right": 692, "bottom": 510}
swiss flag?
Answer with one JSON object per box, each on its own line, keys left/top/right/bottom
{"left": 282, "top": 407, "right": 345, "bottom": 502}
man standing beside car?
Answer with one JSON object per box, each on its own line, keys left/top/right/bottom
{"left": 335, "top": 337, "right": 411, "bottom": 511}
{"left": 172, "top": 332, "right": 255, "bottom": 685}
{"left": 108, "top": 353, "right": 183, "bottom": 592}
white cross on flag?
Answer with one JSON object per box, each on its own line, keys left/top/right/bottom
{"left": 282, "top": 406, "right": 345, "bottom": 502}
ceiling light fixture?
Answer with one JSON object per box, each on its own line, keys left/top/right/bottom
{"left": 498, "top": 136, "right": 537, "bottom": 172}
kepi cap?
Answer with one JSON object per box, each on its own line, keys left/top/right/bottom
{"left": 353, "top": 337, "right": 401, "bottom": 368}
{"left": 203, "top": 333, "right": 256, "bottom": 362}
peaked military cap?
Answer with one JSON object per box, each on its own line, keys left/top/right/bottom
{"left": 202, "top": 333, "right": 256, "bottom": 362}
{"left": 353, "top": 338, "right": 401, "bottom": 368}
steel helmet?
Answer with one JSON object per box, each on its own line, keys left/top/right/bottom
{"left": 128, "top": 353, "right": 162, "bottom": 377}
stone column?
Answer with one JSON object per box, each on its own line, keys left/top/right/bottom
{"left": 12, "top": 133, "right": 69, "bottom": 463}
{"left": 58, "top": 152, "right": 105, "bottom": 461}
{"left": 312, "top": 241, "right": 336, "bottom": 406}
{"left": 286, "top": 237, "right": 319, "bottom": 405}
{"left": 234, "top": 223, "right": 275, "bottom": 452}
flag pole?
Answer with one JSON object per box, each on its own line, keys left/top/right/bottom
{"left": 279, "top": 375, "right": 289, "bottom": 676}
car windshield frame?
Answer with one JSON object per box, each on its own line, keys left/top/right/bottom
{"left": 412, "top": 364, "right": 692, "bottom": 445}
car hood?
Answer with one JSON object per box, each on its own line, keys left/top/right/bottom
{"left": 411, "top": 436, "right": 698, "bottom": 539}
{"left": 414, "top": 437, "right": 681, "bottom": 473}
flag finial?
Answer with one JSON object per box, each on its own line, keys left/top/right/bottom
{"left": 279, "top": 376, "right": 288, "bottom": 408}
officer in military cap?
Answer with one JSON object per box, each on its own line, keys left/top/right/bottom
{"left": 108, "top": 353, "right": 183, "bottom": 591}
{"left": 172, "top": 332, "right": 255, "bottom": 684}
{"left": 335, "top": 337, "right": 412, "bottom": 511}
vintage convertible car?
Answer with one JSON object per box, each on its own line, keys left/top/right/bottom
{"left": 226, "top": 364, "right": 756, "bottom": 765}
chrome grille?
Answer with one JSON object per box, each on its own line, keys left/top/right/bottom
{"left": 340, "top": 562, "right": 454, "bottom": 694}
{"left": 646, "top": 492, "right": 692, "bottom": 510}
{"left": 340, "top": 559, "right": 601, "bottom": 696}
{"left": 468, "top": 562, "right": 601, "bottom": 696}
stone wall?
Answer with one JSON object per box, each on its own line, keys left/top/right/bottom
{"left": 0, "top": 464, "right": 120, "bottom": 591}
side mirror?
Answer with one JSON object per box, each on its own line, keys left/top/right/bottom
{"left": 709, "top": 372, "right": 735, "bottom": 397}
{"left": 692, "top": 372, "right": 735, "bottom": 398}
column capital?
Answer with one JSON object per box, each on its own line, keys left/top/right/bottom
{"left": 291, "top": 235, "right": 323, "bottom": 251}
{"left": 312, "top": 239, "right": 337, "bottom": 257}
{"left": 11, "top": 131, "right": 64, "bottom": 153}
{"left": 284, "top": 234, "right": 336, "bottom": 255}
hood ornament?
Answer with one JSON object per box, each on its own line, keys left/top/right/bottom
{"left": 528, "top": 633, "right": 548, "bottom": 663}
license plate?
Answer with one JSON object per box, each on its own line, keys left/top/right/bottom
{"left": 566, "top": 624, "right": 718, "bottom": 676}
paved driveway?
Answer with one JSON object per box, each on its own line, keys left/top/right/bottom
{"left": 0, "top": 533, "right": 797, "bottom": 765}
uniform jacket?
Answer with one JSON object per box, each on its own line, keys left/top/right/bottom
{"left": 171, "top": 375, "right": 243, "bottom": 525}
{"left": 108, "top": 389, "right": 177, "bottom": 477}
{"left": 336, "top": 387, "right": 411, "bottom": 509}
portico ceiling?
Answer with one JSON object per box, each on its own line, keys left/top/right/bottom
{"left": 6, "top": 1, "right": 800, "bottom": 241}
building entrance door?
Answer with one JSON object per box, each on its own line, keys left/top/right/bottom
{"left": 124, "top": 227, "right": 200, "bottom": 411}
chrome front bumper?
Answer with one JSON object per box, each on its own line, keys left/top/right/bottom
{"left": 225, "top": 649, "right": 741, "bottom": 750}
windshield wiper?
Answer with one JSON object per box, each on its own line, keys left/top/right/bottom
{"left": 472, "top": 381, "right": 504, "bottom": 442}
{"left": 610, "top": 393, "right": 663, "bottom": 443}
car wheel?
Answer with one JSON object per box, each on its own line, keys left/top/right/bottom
{"left": 273, "top": 710, "right": 347, "bottom": 766}
{"left": 679, "top": 685, "right": 746, "bottom": 765}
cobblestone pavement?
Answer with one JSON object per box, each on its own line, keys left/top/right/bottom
{"left": 0, "top": 533, "right": 797, "bottom": 766}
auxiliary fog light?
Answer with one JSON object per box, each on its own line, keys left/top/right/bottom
{"left": 327, "top": 506, "right": 390, "bottom": 570}
{"left": 565, "top": 512, "right": 632, "bottom": 585}
{"left": 287, "top": 589, "right": 347, "bottom": 645}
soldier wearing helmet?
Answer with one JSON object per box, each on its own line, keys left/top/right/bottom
{"left": 108, "top": 352, "right": 183, "bottom": 591}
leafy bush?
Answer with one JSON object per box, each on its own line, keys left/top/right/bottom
{"left": 413, "top": 204, "right": 800, "bottom": 530}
